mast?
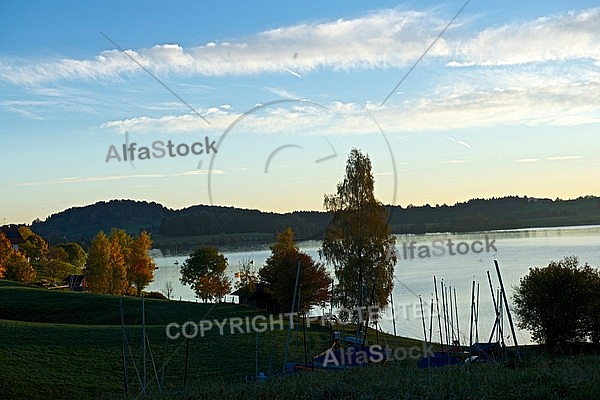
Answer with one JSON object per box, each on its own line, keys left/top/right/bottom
{"left": 495, "top": 260, "right": 520, "bottom": 359}
{"left": 433, "top": 276, "right": 444, "bottom": 352}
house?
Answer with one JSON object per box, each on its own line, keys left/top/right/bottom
{"left": 62, "top": 274, "right": 86, "bottom": 291}
{"left": 0, "top": 226, "right": 25, "bottom": 251}
{"left": 231, "top": 283, "right": 279, "bottom": 312}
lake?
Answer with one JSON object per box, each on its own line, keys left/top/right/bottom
{"left": 147, "top": 225, "right": 600, "bottom": 345}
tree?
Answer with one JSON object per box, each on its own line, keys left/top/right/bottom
{"left": 180, "top": 247, "right": 231, "bottom": 302}
{"left": 513, "top": 256, "right": 600, "bottom": 347}
{"left": 20, "top": 233, "right": 49, "bottom": 262}
{"left": 57, "top": 242, "right": 87, "bottom": 269}
{"left": 259, "top": 227, "right": 332, "bottom": 313}
{"left": 127, "top": 231, "right": 155, "bottom": 296}
{"left": 44, "top": 259, "right": 75, "bottom": 283}
{"left": 234, "top": 258, "right": 259, "bottom": 291}
{"left": 48, "top": 246, "right": 69, "bottom": 263}
{"left": 320, "top": 149, "right": 395, "bottom": 322}
{"left": 0, "top": 232, "right": 13, "bottom": 278}
{"left": 4, "top": 251, "right": 36, "bottom": 283}
{"left": 85, "top": 231, "right": 128, "bottom": 295}
{"left": 162, "top": 280, "right": 174, "bottom": 300}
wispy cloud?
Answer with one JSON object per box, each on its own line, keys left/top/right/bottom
{"left": 442, "top": 160, "right": 468, "bottom": 164}
{"left": 14, "top": 170, "right": 224, "bottom": 187}
{"left": 449, "top": 136, "right": 471, "bottom": 149}
{"left": 547, "top": 155, "right": 582, "bottom": 161}
{"left": 518, "top": 158, "right": 540, "bottom": 163}
{"left": 3, "top": 7, "right": 598, "bottom": 86}
{"left": 448, "top": 8, "right": 600, "bottom": 67}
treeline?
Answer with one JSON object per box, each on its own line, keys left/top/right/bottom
{"left": 388, "top": 196, "right": 600, "bottom": 233}
{"left": 32, "top": 200, "right": 171, "bottom": 245}
{"left": 28, "top": 196, "right": 600, "bottom": 247}
{"left": 0, "top": 225, "right": 157, "bottom": 297}
{"left": 158, "top": 207, "right": 330, "bottom": 239}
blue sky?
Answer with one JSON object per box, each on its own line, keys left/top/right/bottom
{"left": 2, "top": 1, "right": 600, "bottom": 224}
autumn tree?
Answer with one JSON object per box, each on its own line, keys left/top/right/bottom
{"left": 127, "top": 231, "right": 155, "bottom": 296}
{"left": 0, "top": 232, "right": 36, "bottom": 282}
{"left": 180, "top": 247, "right": 231, "bottom": 302}
{"left": 0, "top": 232, "right": 12, "bottom": 278}
{"left": 4, "top": 251, "right": 36, "bottom": 283}
{"left": 260, "top": 227, "right": 332, "bottom": 313}
{"left": 85, "top": 231, "right": 128, "bottom": 294}
{"left": 320, "top": 149, "right": 395, "bottom": 322}
{"left": 20, "top": 233, "right": 49, "bottom": 262}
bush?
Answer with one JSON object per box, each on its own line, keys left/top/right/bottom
{"left": 513, "top": 256, "right": 600, "bottom": 347}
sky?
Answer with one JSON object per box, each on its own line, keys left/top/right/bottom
{"left": 1, "top": 0, "right": 600, "bottom": 225}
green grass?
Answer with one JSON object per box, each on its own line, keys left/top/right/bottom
{"left": 0, "top": 281, "right": 413, "bottom": 399}
{"left": 2, "top": 280, "right": 600, "bottom": 399}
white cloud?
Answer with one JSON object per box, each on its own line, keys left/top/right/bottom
{"left": 100, "top": 72, "right": 600, "bottom": 135}
{"left": 451, "top": 8, "right": 600, "bottom": 67}
{"left": 0, "top": 8, "right": 453, "bottom": 85}
{"left": 547, "top": 156, "right": 582, "bottom": 161}
{"left": 443, "top": 160, "right": 468, "bottom": 164}
{"left": 518, "top": 158, "right": 540, "bottom": 163}
{"left": 2, "top": 7, "right": 599, "bottom": 87}
{"left": 15, "top": 170, "right": 224, "bottom": 187}
{"left": 449, "top": 137, "right": 471, "bottom": 149}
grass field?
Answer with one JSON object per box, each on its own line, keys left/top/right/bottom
{"left": 1, "top": 280, "right": 600, "bottom": 399}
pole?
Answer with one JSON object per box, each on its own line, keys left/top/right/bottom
{"left": 469, "top": 279, "right": 475, "bottom": 358}
{"left": 283, "top": 259, "right": 301, "bottom": 371}
{"left": 255, "top": 330, "right": 259, "bottom": 380}
{"left": 487, "top": 270, "right": 502, "bottom": 344}
{"left": 449, "top": 285, "right": 454, "bottom": 345}
{"left": 419, "top": 296, "right": 428, "bottom": 344}
{"left": 441, "top": 281, "right": 447, "bottom": 346}
{"left": 495, "top": 260, "right": 520, "bottom": 358}
{"left": 454, "top": 287, "right": 460, "bottom": 346}
{"left": 183, "top": 323, "right": 190, "bottom": 387}
{"left": 428, "top": 295, "right": 434, "bottom": 350}
{"left": 433, "top": 276, "right": 444, "bottom": 352}
{"left": 120, "top": 297, "right": 128, "bottom": 397}
{"left": 475, "top": 282, "right": 480, "bottom": 343}
{"left": 390, "top": 292, "right": 398, "bottom": 348}
{"left": 142, "top": 293, "right": 146, "bottom": 395}
{"left": 329, "top": 280, "right": 334, "bottom": 346}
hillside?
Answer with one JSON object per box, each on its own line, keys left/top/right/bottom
{"left": 28, "top": 195, "right": 600, "bottom": 247}
{"left": 2, "top": 281, "right": 600, "bottom": 399}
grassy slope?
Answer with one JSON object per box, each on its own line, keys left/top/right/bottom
{"left": 2, "top": 281, "right": 600, "bottom": 399}
{"left": 0, "top": 281, "right": 418, "bottom": 399}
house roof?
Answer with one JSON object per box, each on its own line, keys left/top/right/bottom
{"left": 0, "top": 226, "right": 25, "bottom": 245}
{"left": 230, "top": 282, "right": 268, "bottom": 297}
{"left": 62, "top": 275, "right": 85, "bottom": 284}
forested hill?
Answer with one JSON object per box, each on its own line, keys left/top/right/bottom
{"left": 31, "top": 200, "right": 173, "bottom": 245}
{"left": 29, "top": 196, "right": 600, "bottom": 247}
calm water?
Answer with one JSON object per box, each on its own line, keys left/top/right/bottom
{"left": 147, "top": 225, "right": 600, "bottom": 345}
